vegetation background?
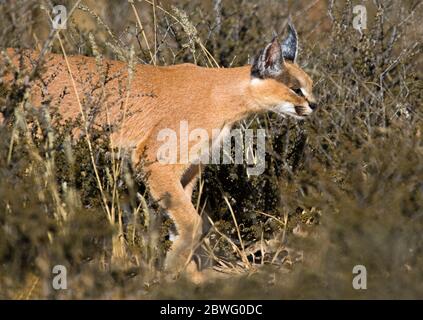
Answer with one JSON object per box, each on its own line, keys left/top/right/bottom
{"left": 0, "top": 0, "right": 422, "bottom": 299}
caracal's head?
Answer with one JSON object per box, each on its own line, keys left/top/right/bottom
{"left": 249, "top": 23, "right": 317, "bottom": 119}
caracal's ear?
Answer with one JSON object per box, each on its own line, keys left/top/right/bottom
{"left": 281, "top": 23, "right": 298, "bottom": 63}
{"left": 251, "top": 37, "right": 283, "bottom": 79}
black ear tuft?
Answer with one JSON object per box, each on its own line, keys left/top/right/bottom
{"left": 251, "top": 37, "right": 283, "bottom": 79}
{"left": 281, "top": 23, "right": 298, "bottom": 63}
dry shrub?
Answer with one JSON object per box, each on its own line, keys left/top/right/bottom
{"left": 0, "top": 0, "right": 422, "bottom": 298}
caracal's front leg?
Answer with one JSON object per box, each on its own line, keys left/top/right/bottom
{"left": 181, "top": 164, "right": 203, "bottom": 201}
{"left": 146, "top": 162, "right": 203, "bottom": 280}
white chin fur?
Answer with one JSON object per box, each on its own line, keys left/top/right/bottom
{"left": 273, "top": 102, "right": 314, "bottom": 119}
{"left": 273, "top": 102, "right": 303, "bottom": 119}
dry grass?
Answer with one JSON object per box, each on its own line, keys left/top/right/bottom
{"left": 0, "top": 0, "right": 422, "bottom": 299}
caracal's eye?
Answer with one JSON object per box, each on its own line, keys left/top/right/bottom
{"left": 292, "top": 88, "right": 304, "bottom": 97}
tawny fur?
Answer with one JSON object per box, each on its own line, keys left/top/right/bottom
{"left": 1, "top": 41, "right": 315, "bottom": 281}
